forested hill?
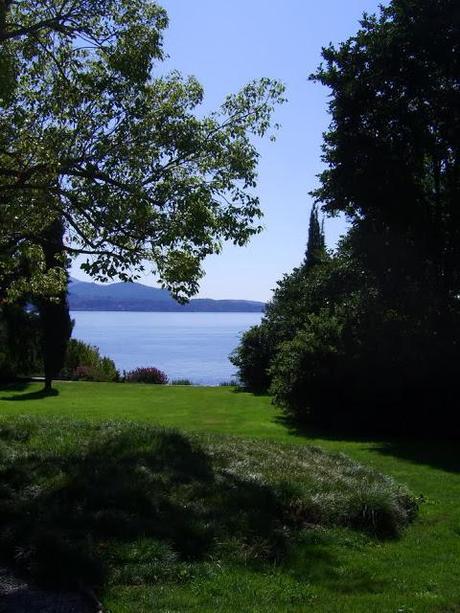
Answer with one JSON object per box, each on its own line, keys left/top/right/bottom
{"left": 68, "top": 278, "right": 265, "bottom": 312}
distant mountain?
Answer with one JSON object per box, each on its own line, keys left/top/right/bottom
{"left": 68, "top": 278, "right": 265, "bottom": 312}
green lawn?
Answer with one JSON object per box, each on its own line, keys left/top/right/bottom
{"left": 1, "top": 381, "right": 459, "bottom": 612}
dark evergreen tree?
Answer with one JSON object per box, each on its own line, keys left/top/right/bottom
{"left": 310, "top": 0, "right": 460, "bottom": 301}
{"left": 304, "top": 204, "right": 325, "bottom": 269}
{"left": 235, "top": 0, "right": 460, "bottom": 436}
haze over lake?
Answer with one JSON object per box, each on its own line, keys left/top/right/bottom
{"left": 71, "top": 311, "right": 263, "bottom": 385}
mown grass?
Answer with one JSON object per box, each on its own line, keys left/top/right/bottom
{"left": 0, "top": 381, "right": 459, "bottom": 612}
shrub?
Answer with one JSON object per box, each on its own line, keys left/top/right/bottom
{"left": 125, "top": 367, "right": 168, "bottom": 384}
{"left": 269, "top": 312, "right": 345, "bottom": 425}
{"left": 171, "top": 379, "right": 193, "bottom": 385}
{"left": 230, "top": 323, "right": 274, "bottom": 392}
{"left": 231, "top": 264, "right": 328, "bottom": 393}
{"left": 61, "top": 339, "right": 119, "bottom": 382}
{"left": 72, "top": 365, "right": 95, "bottom": 381}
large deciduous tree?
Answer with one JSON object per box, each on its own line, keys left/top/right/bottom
{"left": 0, "top": 0, "right": 284, "bottom": 387}
{"left": 0, "top": 0, "right": 285, "bottom": 302}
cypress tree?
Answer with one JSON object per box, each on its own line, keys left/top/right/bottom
{"left": 304, "top": 204, "right": 325, "bottom": 269}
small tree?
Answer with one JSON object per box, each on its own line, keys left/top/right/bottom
{"left": 230, "top": 323, "right": 274, "bottom": 392}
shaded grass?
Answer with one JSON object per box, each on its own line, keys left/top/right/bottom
{"left": 0, "top": 387, "right": 59, "bottom": 401}
{"left": 0, "top": 382, "right": 459, "bottom": 612}
{"left": 0, "top": 417, "right": 415, "bottom": 594}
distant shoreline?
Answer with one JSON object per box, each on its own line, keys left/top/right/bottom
{"left": 69, "top": 307, "right": 265, "bottom": 313}
{"left": 69, "top": 278, "right": 265, "bottom": 313}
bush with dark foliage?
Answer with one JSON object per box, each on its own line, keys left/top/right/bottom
{"left": 125, "top": 367, "right": 168, "bottom": 384}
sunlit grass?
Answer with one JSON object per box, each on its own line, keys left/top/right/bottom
{"left": 0, "top": 381, "right": 459, "bottom": 612}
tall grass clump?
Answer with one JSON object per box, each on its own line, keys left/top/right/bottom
{"left": 0, "top": 418, "right": 417, "bottom": 594}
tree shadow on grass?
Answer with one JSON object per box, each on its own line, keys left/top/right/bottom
{"left": 0, "top": 381, "right": 31, "bottom": 393}
{"left": 273, "top": 413, "right": 380, "bottom": 445}
{"left": 273, "top": 414, "right": 460, "bottom": 474}
{"left": 371, "top": 439, "right": 460, "bottom": 474}
{"left": 284, "top": 537, "right": 389, "bottom": 595}
{"left": 0, "top": 422, "right": 340, "bottom": 595}
{"left": 0, "top": 388, "right": 59, "bottom": 401}
{"left": 230, "top": 385, "right": 270, "bottom": 397}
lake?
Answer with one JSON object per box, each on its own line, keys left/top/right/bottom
{"left": 71, "top": 311, "right": 263, "bottom": 385}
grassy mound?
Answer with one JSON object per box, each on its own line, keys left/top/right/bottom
{"left": 0, "top": 418, "right": 417, "bottom": 593}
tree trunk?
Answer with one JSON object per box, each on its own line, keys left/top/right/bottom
{"left": 38, "top": 217, "right": 72, "bottom": 392}
{"left": 44, "top": 375, "right": 53, "bottom": 392}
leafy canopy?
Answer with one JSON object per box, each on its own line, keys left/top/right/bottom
{"left": 0, "top": 0, "right": 285, "bottom": 300}
{"left": 310, "top": 0, "right": 460, "bottom": 297}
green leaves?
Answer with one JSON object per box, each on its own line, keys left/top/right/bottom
{"left": 1, "top": 1, "right": 285, "bottom": 300}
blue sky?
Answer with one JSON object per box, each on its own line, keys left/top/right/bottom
{"left": 71, "top": 0, "right": 383, "bottom": 301}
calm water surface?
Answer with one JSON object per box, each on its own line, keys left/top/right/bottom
{"left": 71, "top": 311, "right": 262, "bottom": 385}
